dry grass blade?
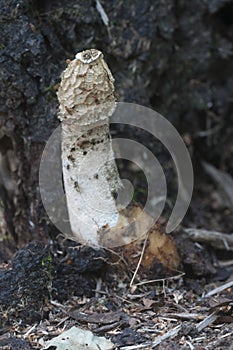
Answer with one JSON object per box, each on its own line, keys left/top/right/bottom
{"left": 130, "top": 232, "right": 149, "bottom": 287}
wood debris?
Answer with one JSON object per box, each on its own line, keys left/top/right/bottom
{"left": 184, "top": 228, "right": 233, "bottom": 251}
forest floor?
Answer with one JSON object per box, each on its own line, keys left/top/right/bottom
{"left": 0, "top": 175, "right": 233, "bottom": 350}
{"left": 0, "top": 1, "right": 233, "bottom": 348}
{"left": 1, "top": 276, "right": 233, "bottom": 350}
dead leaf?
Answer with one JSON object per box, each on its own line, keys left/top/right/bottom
{"left": 143, "top": 298, "right": 155, "bottom": 308}
{"left": 43, "top": 326, "right": 113, "bottom": 350}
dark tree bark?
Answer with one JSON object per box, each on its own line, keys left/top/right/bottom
{"left": 0, "top": 0, "right": 232, "bottom": 256}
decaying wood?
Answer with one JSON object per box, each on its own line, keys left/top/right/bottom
{"left": 184, "top": 228, "right": 233, "bottom": 251}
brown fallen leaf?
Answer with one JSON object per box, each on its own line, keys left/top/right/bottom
{"left": 142, "top": 298, "right": 156, "bottom": 308}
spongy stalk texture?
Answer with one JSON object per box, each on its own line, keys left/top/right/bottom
{"left": 57, "top": 49, "right": 121, "bottom": 246}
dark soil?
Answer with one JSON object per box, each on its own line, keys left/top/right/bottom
{"left": 0, "top": 0, "right": 233, "bottom": 349}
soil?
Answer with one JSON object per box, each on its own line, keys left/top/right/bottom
{"left": 0, "top": 0, "right": 233, "bottom": 349}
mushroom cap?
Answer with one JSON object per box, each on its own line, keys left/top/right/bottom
{"left": 75, "top": 49, "right": 102, "bottom": 64}
{"left": 57, "top": 49, "right": 115, "bottom": 125}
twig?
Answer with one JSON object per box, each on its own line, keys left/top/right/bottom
{"left": 151, "top": 325, "right": 181, "bottom": 348}
{"left": 95, "top": 277, "right": 102, "bottom": 298}
{"left": 96, "top": 0, "right": 109, "bottom": 26}
{"left": 184, "top": 228, "right": 233, "bottom": 251}
{"left": 120, "top": 342, "right": 152, "bottom": 350}
{"left": 127, "top": 292, "right": 152, "bottom": 300}
{"left": 204, "top": 280, "right": 233, "bottom": 298}
{"left": 186, "top": 340, "right": 195, "bottom": 350}
{"left": 23, "top": 324, "right": 37, "bottom": 338}
{"left": 103, "top": 246, "right": 130, "bottom": 269}
{"left": 114, "top": 294, "right": 142, "bottom": 306}
{"left": 196, "top": 312, "right": 218, "bottom": 332}
{"left": 217, "top": 259, "right": 233, "bottom": 267}
{"left": 202, "top": 162, "right": 233, "bottom": 208}
{"left": 130, "top": 232, "right": 149, "bottom": 287}
{"left": 218, "top": 331, "right": 233, "bottom": 339}
{"left": 160, "top": 312, "right": 204, "bottom": 321}
{"left": 56, "top": 316, "right": 70, "bottom": 328}
{"left": 94, "top": 320, "right": 122, "bottom": 333}
{"left": 195, "top": 124, "right": 222, "bottom": 137}
{"left": 133, "top": 271, "right": 185, "bottom": 286}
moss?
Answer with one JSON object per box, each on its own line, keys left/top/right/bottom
{"left": 45, "top": 83, "right": 58, "bottom": 100}
{"left": 41, "top": 253, "right": 54, "bottom": 276}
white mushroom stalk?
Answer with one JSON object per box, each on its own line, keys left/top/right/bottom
{"left": 57, "top": 49, "right": 122, "bottom": 246}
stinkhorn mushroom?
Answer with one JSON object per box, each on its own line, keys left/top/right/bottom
{"left": 57, "top": 49, "right": 122, "bottom": 246}
{"left": 57, "top": 49, "right": 180, "bottom": 272}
